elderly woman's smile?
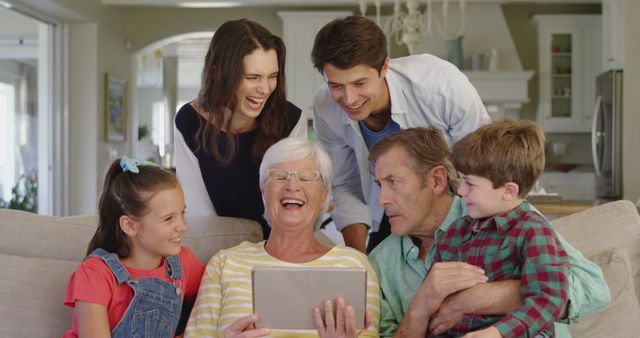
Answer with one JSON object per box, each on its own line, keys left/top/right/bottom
{"left": 264, "top": 156, "right": 328, "bottom": 229}
{"left": 281, "top": 198, "right": 304, "bottom": 208}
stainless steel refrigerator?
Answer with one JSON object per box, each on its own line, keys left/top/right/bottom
{"left": 592, "top": 69, "right": 623, "bottom": 199}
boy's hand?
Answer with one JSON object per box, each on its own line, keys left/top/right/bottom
{"left": 419, "top": 262, "right": 488, "bottom": 314}
{"left": 461, "top": 326, "right": 502, "bottom": 338}
{"left": 430, "top": 279, "right": 523, "bottom": 335}
{"left": 429, "top": 291, "right": 465, "bottom": 335}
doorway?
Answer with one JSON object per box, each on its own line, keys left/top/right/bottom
{"left": 131, "top": 32, "right": 213, "bottom": 168}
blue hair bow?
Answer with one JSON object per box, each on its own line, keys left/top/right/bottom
{"left": 120, "top": 156, "right": 157, "bottom": 174}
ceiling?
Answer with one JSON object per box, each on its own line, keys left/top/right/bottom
{"left": 0, "top": 5, "right": 39, "bottom": 60}
{"left": 102, "top": 0, "right": 600, "bottom": 7}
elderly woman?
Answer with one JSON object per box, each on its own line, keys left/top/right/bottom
{"left": 185, "top": 137, "right": 380, "bottom": 338}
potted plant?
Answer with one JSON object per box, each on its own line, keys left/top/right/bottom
{"left": 0, "top": 175, "right": 38, "bottom": 213}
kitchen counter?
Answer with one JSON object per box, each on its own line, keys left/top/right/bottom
{"left": 531, "top": 200, "right": 600, "bottom": 218}
{"left": 537, "top": 171, "right": 596, "bottom": 201}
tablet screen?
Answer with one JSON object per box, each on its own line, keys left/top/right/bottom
{"left": 252, "top": 267, "right": 367, "bottom": 330}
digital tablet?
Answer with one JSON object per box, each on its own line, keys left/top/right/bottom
{"left": 251, "top": 267, "right": 367, "bottom": 330}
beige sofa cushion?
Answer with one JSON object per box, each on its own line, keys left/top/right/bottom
{"left": 568, "top": 248, "right": 640, "bottom": 338}
{"left": 0, "top": 209, "right": 263, "bottom": 264}
{"left": 0, "top": 253, "right": 77, "bottom": 338}
{"left": 552, "top": 200, "right": 640, "bottom": 302}
{"left": 0, "top": 209, "right": 96, "bottom": 261}
{"left": 183, "top": 216, "right": 263, "bottom": 263}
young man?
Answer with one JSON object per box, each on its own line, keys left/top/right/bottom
{"left": 434, "top": 119, "right": 568, "bottom": 337}
{"left": 367, "top": 127, "right": 610, "bottom": 338}
{"left": 311, "top": 16, "right": 490, "bottom": 253}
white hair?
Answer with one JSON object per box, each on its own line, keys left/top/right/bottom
{"left": 259, "top": 137, "right": 333, "bottom": 230}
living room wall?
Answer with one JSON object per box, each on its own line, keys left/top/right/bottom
{"left": 124, "top": 5, "right": 362, "bottom": 52}
{"left": 622, "top": 0, "right": 640, "bottom": 201}
{"left": 125, "top": 3, "right": 520, "bottom": 69}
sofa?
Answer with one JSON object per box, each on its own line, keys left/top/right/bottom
{"left": 0, "top": 210, "right": 263, "bottom": 337}
{"left": 552, "top": 200, "right": 640, "bottom": 337}
{"left": 0, "top": 200, "right": 639, "bottom": 337}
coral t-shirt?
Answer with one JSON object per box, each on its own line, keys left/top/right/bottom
{"left": 62, "top": 246, "right": 205, "bottom": 338}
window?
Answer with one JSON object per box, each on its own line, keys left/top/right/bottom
{"left": 0, "top": 81, "right": 16, "bottom": 202}
{"left": 0, "top": 5, "right": 65, "bottom": 215}
{"left": 0, "top": 61, "right": 38, "bottom": 212}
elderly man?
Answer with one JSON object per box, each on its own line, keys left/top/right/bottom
{"left": 368, "top": 127, "right": 610, "bottom": 338}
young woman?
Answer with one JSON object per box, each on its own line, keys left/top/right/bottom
{"left": 174, "top": 19, "right": 306, "bottom": 239}
{"left": 63, "top": 157, "right": 205, "bottom": 338}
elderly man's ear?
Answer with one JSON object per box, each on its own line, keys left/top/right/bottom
{"left": 428, "top": 165, "right": 449, "bottom": 195}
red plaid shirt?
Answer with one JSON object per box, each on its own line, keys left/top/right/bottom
{"left": 433, "top": 201, "right": 569, "bottom": 338}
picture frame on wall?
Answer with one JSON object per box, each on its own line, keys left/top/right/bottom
{"left": 104, "top": 73, "right": 127, "bottom": 142}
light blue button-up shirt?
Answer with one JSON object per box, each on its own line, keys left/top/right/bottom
{"left": 313, "top": 54, "right": 490, "bottom": 232}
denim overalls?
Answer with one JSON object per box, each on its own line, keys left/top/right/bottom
{"left": 88, "top": 248, "right": 183, "bottom": 338}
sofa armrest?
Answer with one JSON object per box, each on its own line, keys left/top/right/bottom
{"left": 552, "top": 200, "right": 640, "bottom": 309}
{"left": 567, "top": 248, "right": 640, "bottom": 338}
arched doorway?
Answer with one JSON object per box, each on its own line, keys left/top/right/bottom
{"left": 130, "top": 31, "right": 213, "bottom": 167}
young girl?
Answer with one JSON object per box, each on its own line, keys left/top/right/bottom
{"left": 63, "top": 156, "right": 205, "bottom": 338}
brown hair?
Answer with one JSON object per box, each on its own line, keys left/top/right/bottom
{"left": 368, "top": 127, "right": 459, "bottom": 194}
{"left": 87, "top": 159, "right": 179, "bottom": 257}
{"left": 311, "top": 15, "right": 387, "bottom": 74}
{"left": 196, "top": 19, "right": 289, "bottom": 166}
{"left": 451, "top": 119, "right": 545, "bottom": 197}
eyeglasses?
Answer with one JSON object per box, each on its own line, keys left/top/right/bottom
{"left": 267, "top": 169, "right": 322, "bottom": 183}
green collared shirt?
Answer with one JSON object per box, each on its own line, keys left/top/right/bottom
{"left": 369, "top": 196, "right": 610, "bottom": 337}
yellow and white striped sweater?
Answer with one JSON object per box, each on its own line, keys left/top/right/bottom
{"left": 185, "top": 241, "right": 380, "bottom": 337}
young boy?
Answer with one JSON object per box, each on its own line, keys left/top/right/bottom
{"left": 433, "top": 119, "right": 569, "bottom": 338}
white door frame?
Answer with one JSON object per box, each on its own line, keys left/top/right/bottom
{"left": 7, "top": 3, "right": 67, "bottom": 215}
{"left": 130, "top": 31, "right": 213, "bottom": 159}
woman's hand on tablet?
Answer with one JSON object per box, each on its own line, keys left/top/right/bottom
{"left": 224, "top": 314, "right": 270, "bottom": 338}
{"left": 314, "top": 297, "right": 373, "bottom": 338}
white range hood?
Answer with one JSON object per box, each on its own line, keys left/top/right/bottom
{"left": 464, "top": 70, "right": 535, "bottom": 120}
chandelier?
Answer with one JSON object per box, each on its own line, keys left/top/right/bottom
{"left": 358, "top": 0, "right": 466, "bottom": 55}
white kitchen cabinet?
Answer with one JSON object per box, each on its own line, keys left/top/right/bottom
{"left": 602, "top": 0, "right": 625, "bottom": 70}
{"left": 278, "top": 11, "right": 352, "bottom": 114}
{"left": 538, "top": 171, "right": 596, "bottom": 200}
{"left": 533, "top": 15, "right": 601, "bottom": 133}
